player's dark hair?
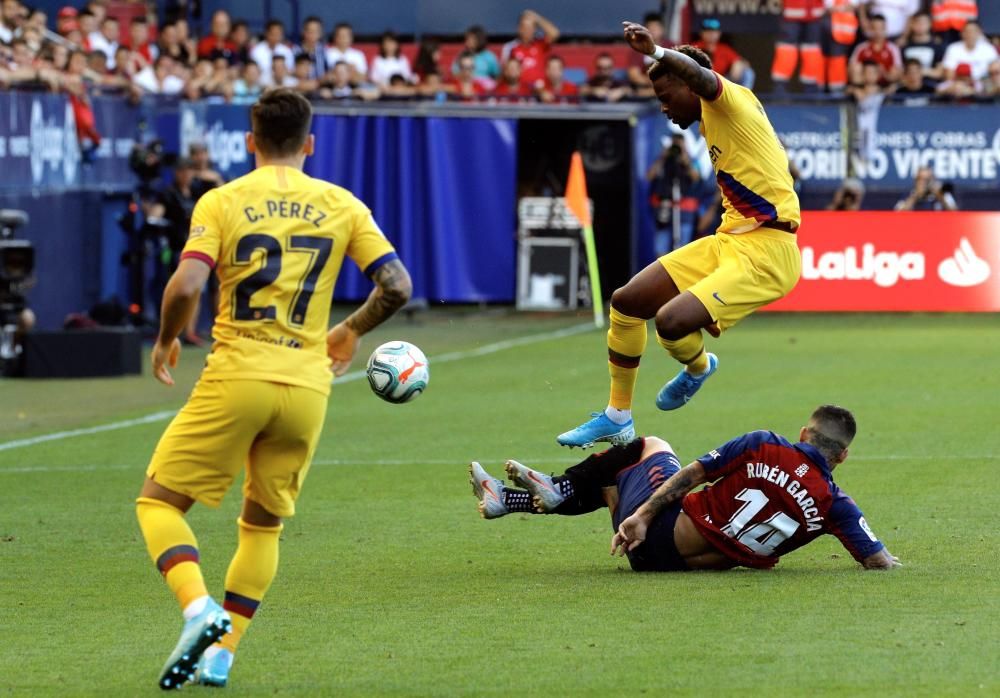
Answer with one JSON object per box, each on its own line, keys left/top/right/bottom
{"left": 265, "top": 19, "right": 284, "bottom": 33}
{"left": 807, "top": 405, "right": 857, "bottom": 461}
{"left": 250, "top": 88, "right": 313, "bottom": 158}
{"left": 643, "top": 12, "right": 663, "bottom": 26}
{"left": 303, "top": 15, "right": 322, "bottom": 28}
{"left": 869, "top": 13, "right": 886, "bottom": 24}
{"left": 647, "top": 45, "right": 712, "bottom": 82}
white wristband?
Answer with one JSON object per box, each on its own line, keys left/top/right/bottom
{"left": 651, "top": 45, "right": 667, "bottom": 61}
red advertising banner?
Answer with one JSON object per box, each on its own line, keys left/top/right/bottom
{"left": 764, "top": 211, "right": 1000, "bottom": 312}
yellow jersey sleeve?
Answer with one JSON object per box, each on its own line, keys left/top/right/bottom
{"left": 180, "top": 188, "right": 224, "bottom": 268}
{"left": 346, "top": 200, "right": 398, "bottom": 277}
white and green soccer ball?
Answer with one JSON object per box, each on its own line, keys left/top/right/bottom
{"left": 365, "top": 341, "right": 429, "bottom": 404}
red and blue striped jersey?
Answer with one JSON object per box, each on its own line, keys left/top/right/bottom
{"left": 682, "top": 430, "right": 884, "bottom": 569}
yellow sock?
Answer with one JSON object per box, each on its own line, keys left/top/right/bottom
{"left": 219, "top": 518, "right": 282, "bottom": 653}
{"left": 607, "top": 307, "right": 647, "bottom": 410}
{"left": 656, "top": 331, "right": 709, "bottom": 373}
{"left": 136, "top": 497, "right": 209, "bottom": 611}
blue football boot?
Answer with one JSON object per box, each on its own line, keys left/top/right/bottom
{"left": 158, "top": 598, "right": 232, "bottom": 690}
{"left": 197, "top": 646, "right": 234, "bottom": 688}
{"left": 655, "top": 353, "right": 718, "bottom": 411}
{"left": 556, "top": 412, "right": 635, "bottom": 449}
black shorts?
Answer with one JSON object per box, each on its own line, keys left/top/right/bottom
{"left": 612, "top": 452, "right": 690, "bottom": 572}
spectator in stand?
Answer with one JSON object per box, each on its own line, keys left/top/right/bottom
{"left": 822, "top": 1, "right": 861, "bottom": 93}
{"left": 232, "top": 59, "right": 263, "bottom": 102}
{"left": 931, "top": 0, "right": 977, "bottom": 45}
{"left": 63, "top": 49, "right": 103, "bottom": 152}
{"left": 86, "top": 48, "right": 107, "bottom": 75}
{"left": 536, "top": 55, "right": 578, "bottom": 103}
{"left": 627, "top": 11, "right": 663, "bottom": 92}
{"left": 381, "top": 73, "right": 418, "bottom": 99}
{"left": 189, "top": 142, "right": 224, "bottom": 191}
{"left": 935, "top": 61, "right": 981, "bottom": 99}
{"left": 942, "top": 21, "right": 998, "bottom": 81}
{"left": 370, "top": 30, "right": 412, "bottom": 87}
{"left": 292, "top": 53, "right": 322, "bottom": 95}
{"left": 453, "top": 25, "right": 499, "bottom": 80}
{"left": 322, "top": 60, "right": 359, "bottom": 99}
{"left": 826, "top": 177, "right": 866, "bottom": 210}
{"left": 197, "top": 10, "right": 235, "bottom": 62}
{"left": 982, "top": 61, "right": 1000, "bottom": 98}
{"left": 78, "top": 10, "right": 97, "bottom": 50}
{"left": 55, "top": 6, "right": 76, "bottom": 37}
{"left": 128, "top": 17, "right": 157, "bottom": 66}
{"left": 229, "top": 21, "right": 251, "bottom": 65}
{"left": 326, "top": 22, "right": 367, "bottom": 84}
{"left": 174, "top": 18, "right": 196, "bottom": 61}
{"left": 450, "top": 51, "right": 489, "bottom": 100}
{"left": 771, "top": 0, "right": 826, "bottom": 93}
{"left": 0, "top": 0, "right": 19, "bottom": 45}
{"left": 111, "top": 45, "right": 132, "bottom": 79}
{"left": 91, "top": 16, "right": 120, "bottom": 69}
{"left": 501, "top": 9, "right": 559, "bottom": 86}
{"left": 159, "top": 22, "right": 193, "bottom": 68}
{"left": 860, "top": 0, "right": 919, "bottom": 41}
{"left": 134, "top": 53, "right": 184, "bottom": 95}
{"left": 250, "top": 19, "right": 294, "bottom": 86}
{"left": 270, "top": 54, "right": 296, "bottom": 87}
{"left": 895, "top": 166, "right": 957, "bottom": 210}
{"left": 413, "top": 37, "right": 442, "bottom": 82}
{"left": 900, "top": 12, "right": 945, "bottom": 80}
{"left": 494, "top": 56, "right": 529, "bottom": 100}
{"left": 185, "top": 57, "right": 227, "bottom": 99}
{"left": 295, "top": 16, "right": 327, "bottom": 79}
{"left": 26, "top": 7, "right": 46, "bottom": 35}
{"left": 849, "top": 14, "right": 902, "bottom": 85}
{"left": 692, "top": 18, "right": 751, "bottom": 87}
{"left": 892, "top": 57, "right": 938, "bottom": 101}
{"left": 582, "top": 52, "right": 632, "bottom": 102}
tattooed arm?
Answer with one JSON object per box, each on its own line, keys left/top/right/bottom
{"left": 621, "top": 20, "right": 720, "bottom": 99}
{"left": 611, "top": 461, "right": 708, "bottom": 555}
{"left": 326, "top": 259, "right": 412, "bottom": 376}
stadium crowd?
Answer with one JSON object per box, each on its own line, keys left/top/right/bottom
{"left": 1, "top": 0, "right": 998, "bottom": 106}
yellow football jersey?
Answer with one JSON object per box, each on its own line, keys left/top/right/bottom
{"left": 700, "top": 74, "right": 801, "bottom": 234}
{"left": 181, "top": 165, "right": 397, "bottom": 396}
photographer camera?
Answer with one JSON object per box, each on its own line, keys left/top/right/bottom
{"left": 646, "top": 133, "right": 702, "bottom": 256}
{"left": 0, "top": 209, "right": 37, "bottom": 377}
{"left": 894, "top": 166, "right": 958, "bottom": 211}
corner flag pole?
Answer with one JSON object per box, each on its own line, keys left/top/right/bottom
{"left": 565, "top": 151, "right": 604, "bottom": 328}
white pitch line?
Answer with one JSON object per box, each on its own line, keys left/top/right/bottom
{"left": 1, "top": 454, "right": 996, "bottom": 475}
{"left": 0, "top": 323, "right": 595, "bottom": 455}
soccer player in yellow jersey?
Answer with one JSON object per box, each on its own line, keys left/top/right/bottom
{"left": 134, "top": 89, "right": 412, "bottom": 689}
{"left": 558, "top": 20, "right": 801, "bottom": 448}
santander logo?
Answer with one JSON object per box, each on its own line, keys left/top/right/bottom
{"left": 937, "top": 238, "right": 991, "bottom": 287}
{"left": 801, "top": 244, "right": 925, "bottom": 288}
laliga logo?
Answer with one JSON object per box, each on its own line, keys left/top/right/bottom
{"left": 29, "top": 100, "right": 80, "bottom": 185}
{"left": 179, "top": 109, "right": 246, "bottom": 171}
{"left": 801, "top": 244, "right": 924, "bottom": 288}
{"left": 937, "top": 238, "right": 990, "bottom": 287}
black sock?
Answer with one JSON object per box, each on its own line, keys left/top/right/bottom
{"left": 501, "top": 487, "right": 537, "bottom": 513}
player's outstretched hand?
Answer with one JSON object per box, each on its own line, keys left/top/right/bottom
{"left": 327, "top": 322, "right": 361, "bottom": 376}
{"left": 622, "top": 21, "right": 656, "bottom": 56}
{"left": 151, "top": 338, "right": 181, "bottom": 386}
{"left": 611, "top": 512, "right": 649, "bottom": 556}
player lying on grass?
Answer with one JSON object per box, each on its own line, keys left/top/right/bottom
{"left": 136, "top": 89, "right": 412, "bottom": 690}
{"left": 558, "top": 19, "right": 802, "bottom": 448}
{"left": 475, "top": 405, "right": 900, "bottom": 571}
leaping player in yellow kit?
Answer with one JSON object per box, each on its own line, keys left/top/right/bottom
{"left": 134, "top": 89, "right": 412, "bottom": 690}
{"left": 558, "top": 20, "right": 802, "bottom": 449}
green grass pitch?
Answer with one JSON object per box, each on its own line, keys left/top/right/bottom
{"left": 1, "top": 310, "right": 998, "bottom": 696}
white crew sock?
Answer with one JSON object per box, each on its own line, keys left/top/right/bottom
{"left": 182, "top": 595, "right": 209, "bottom": 621}
{"left": 604, "top": 407, "right": 632, "bottom": 425}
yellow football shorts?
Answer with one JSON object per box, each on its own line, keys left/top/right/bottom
{"left": 659, "top": 228, "right": 801, "bottom": 332}
{"left": 147, "top": 379, "right": 327, "bottom": 518}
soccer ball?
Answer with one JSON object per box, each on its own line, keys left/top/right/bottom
{"left": 365, "top": 341, "right": 429, "bottom": 404}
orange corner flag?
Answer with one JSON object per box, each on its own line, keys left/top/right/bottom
{"left": 565, "top": 151, "right": 591, "bottom": 228}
